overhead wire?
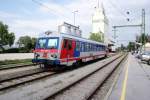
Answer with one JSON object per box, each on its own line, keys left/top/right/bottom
{"left": 105, "top": 0, "right": 127, "bottom": 19}
{"left": 32, "top": 0, "right": 71, "bottom": 20}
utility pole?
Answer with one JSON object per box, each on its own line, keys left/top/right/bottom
{"left": 97, "top": 0, "right": 99, "bottom": 8}
{"left": 112, "top": 27, "right": 118, "bottom": 50}
{"left": 112, "top": 9, "right": 146, "bottom": 52}
{"left": 72, "top": 10, "right": 78, "bottom": 26}
{"left": 112, "top": 27, "right": 118, "bottom": 40}
{"left": 112, "top": 9, "right": 146, "bottom": 44}
{"left": 141, "top": 9, "right": 145, "bottom": 45}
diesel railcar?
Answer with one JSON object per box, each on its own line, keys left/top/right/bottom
{"left": 32, "top": 22, "right": 108, "bottom": 68}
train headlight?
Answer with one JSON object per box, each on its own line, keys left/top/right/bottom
{"left": 34, "top": 53, "right": 40, "bottom": 59}
{"left": 51, "top": 53, "right": 57, "bottom": 58}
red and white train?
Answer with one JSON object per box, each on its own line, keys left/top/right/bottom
{"left": 32, "top": 22, "right": 108, "bottom": 68}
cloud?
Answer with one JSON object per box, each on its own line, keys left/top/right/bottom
{"left": 21, "top": 8, "right": 33, "bottom": 15}
{"left": 10, "top": 19, "right": 63, "bottom": 39}
{"left": 0, "top": 11, "right": 20, "bottom": 19}
{"left": 0, "top": 0, "right": 149, "bottom": 45}
{"left": 39, "top": 2, "right": 70, "bottom": 18}
{"left": 35, "top": 0, "right": 95, "bottom": 38}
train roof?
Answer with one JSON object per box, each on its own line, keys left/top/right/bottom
{"left": 39, "top": 32, "right": 107, "bottom": 46}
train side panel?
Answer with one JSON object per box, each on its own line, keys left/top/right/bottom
{"left": 32, "top": 34, "right": 107, "bottom": 67}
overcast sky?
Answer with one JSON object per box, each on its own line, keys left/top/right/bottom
{"left": 0, "top": 0, "right": 150, "bottom": 46}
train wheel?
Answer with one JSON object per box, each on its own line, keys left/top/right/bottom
{"left": 52, "top": 65, "right": 65, "bottom": 71}
{"left": 147, "top": 60, "right": 150, "bottom": 65}
{"left": 39, "top": 64, "right": 45, "bottom": 69}
{"left": 73, "top": 60, "right": 81, "bottom": 68}
{"left": 104, "top": 54, "right": 107, "bottom": 58}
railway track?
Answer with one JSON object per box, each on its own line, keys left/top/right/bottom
{"left": 0, "top": 65, "right": 42, "bottom": 81}
{"left": 0, "top": 54, "right": 123, "bottom": 100}
{"left": 0, "top": 63, "right": 35, "bottom": 71}
{"left": 45, "top": 54, "right": 127, "bottom": 100}
{"left": 0, "top": 53, "right": 117, "bottom": 85}
{"left": 0, "top": 70, "right": 56, "bottom": 91}
{"left": 0, "top": 68, "right": 45, "bottom": 82}
{"left": 0, "top": 53, "right": 116, "bottom": 71}
{"left": 0, "top": 58, "right": 104, "bottom": 88}
{"left": 0, "top": 57, "right": 108, "bottom": 92}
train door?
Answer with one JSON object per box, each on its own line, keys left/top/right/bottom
{"left": 60, "top": 39, "right": 68, "bottom": 60}
{"left": 67, "top": 39, "right": 75, "bottom": 59}
{"left": 60, "top": 39, "right": 75, "bottom": 65}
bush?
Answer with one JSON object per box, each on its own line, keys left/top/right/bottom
{"left": 2, "top": 47, "right": 33, "bottom": 53}
{"left": 19, "top": 47, "right": 31, "bottom": 53}
{"left": 0, "top": 59, "right": 32, "bottom": 65}
{"left": 3, "top": 48, "right": 19, "bottom": 53}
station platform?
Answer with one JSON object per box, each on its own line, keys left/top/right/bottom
{"left": 108, "top": 53, "right": 150, "bottom": 100}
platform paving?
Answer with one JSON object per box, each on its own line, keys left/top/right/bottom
{"left": 108, "top": 53, "right": 150, "bottom": 100}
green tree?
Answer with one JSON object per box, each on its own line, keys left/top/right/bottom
{"left": 17, "top": 36, "right": 32, "bottom": 52}
{"left": 127, "top": 42, "right": 135, "bottom": 51}
{"left": 31, "top": 37, "right": 37, "bottom": 49}
{"left": 136, "top": 33, "right": 148, "bottom": 45}
{"left": 0, "top": 21, "right": 15, "bottom": 47}
{"left": 89, "top": 33, "right": 103, "bottom": 42}
{"left": 140, "top": 34, "right": 148, "bottom": 45}
{"left": 17, "top": 36, "right": 37, "bottom": 52}
{"left": 7, "top": 32, "right": 15, "bottom": 46}
{"left": 121, "top": 44, "right": 125, "bottom": 50}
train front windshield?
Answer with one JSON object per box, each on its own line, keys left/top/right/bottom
{"left": 36, "top": 38, "right": 59, "bottom": 49}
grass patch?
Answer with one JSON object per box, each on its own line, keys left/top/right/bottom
{"left": 0, "top": 59, "right": 32, "bottom": 65}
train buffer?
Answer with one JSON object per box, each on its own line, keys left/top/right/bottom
{"left": 108, "top": 53, "right": 150, "bottom": 100}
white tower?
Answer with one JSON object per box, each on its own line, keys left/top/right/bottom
{"left": 92, "top": 3, "right": 109, "bottom": 43}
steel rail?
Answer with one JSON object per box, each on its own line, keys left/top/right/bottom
{"left": 45, "top": 54, "right": 124, "bottom": 100}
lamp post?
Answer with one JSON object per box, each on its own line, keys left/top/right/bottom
{"left": 72, "top": 10, "right": 78, "bottom": 26}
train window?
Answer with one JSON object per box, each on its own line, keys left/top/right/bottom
{"left": 99, "top": 46, "right": 101, "bottom": 51}
{"left": 83, "top": 43, "right": 85, "bottom": 52}
{"left": 96, "top": 45, "right": 97, "bottom": 51}
{"left": 93, "top": 45, "right": 95, "bottom": 51}
{"left": 95, "top": 45, "right": 97, "bottom": 51}
{"left": 88, "top": 44, "right": 89, "bottom": 51}
{"left": 37, "top": 38, "right": 47, "bottom": 49}
{"left": 97, "top": 45, "right": 99, "bottom": 51}
{"left": 93, "top": 45, "right": 94, "bottom": 51}
{"left": 83, "top": 42, "right": 86, "bottom": 52}
{"left": 100, "top": 45, "right": 102, "bottom": 51}
{"left": 99, "top": 45, "right": 100, "bottom": 51}
{"left": 86, "top": 43, "right": 89, "bottom": 51}
{"left": 82, "top": 42, "right": 85, "bottom": 52}
{"left": 63, "top": 39, "right": 68, "bottom": 48}
{"left": 80, "top": 42, "right": 82, "bottom": 51}
{"left": 88, "top": 43, "right": 91, "bottom": 51}
{"left": 47, "top": 38, "right": 58, "bottom": 49}
{"left": 92, "top": 45, "right": 94, "bottom": 51}
{"left": 103, "top": 46, "right": 105, "bottom": 51}
{"left": 102, "top": 46, "right": 104, "bottom": 51}
{"left": 91, "top": 44, "right": 93, "bottom": 51}
{"left": 84, "top": 42, "right": 86, "bottom": 52}
{"left": 89, "top": 43, "right": 92, "bottom": 51}
{"left": 104, "top": 46, "right": 106, "bottom": 50}
{"left": 88, "top": 43, "right": 89, "bottom": 51}
{"left": 85, "top": 43, "right": 87, "bottom": 52}
{"left": 76, "top": 41, "right": 80, "bottom": 51}
{"left": 93, "top": 44, "right": 95, "bottom": 51}
{"left": 68, "top": 40, "right": 72, "bottom": 50}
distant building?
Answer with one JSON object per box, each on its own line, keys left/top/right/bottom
{"left": 92, "top": 3, "right": 109, "bottom": 43}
